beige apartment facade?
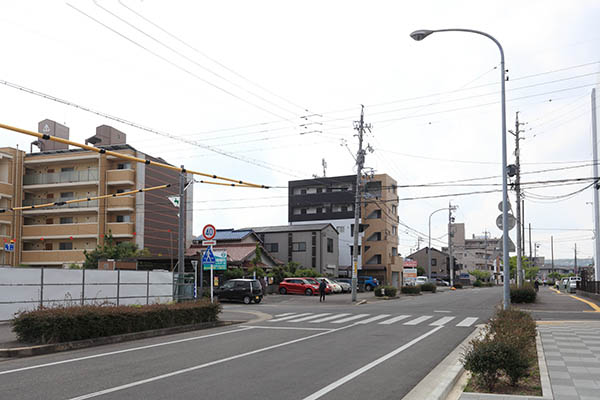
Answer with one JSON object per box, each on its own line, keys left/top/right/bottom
{"left": 0, "top": 120, "right": 192, "bottom": 268}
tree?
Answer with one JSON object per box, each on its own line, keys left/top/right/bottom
{"left": 251, "top": 243, "right": 262, "bottom": 267}
{"left": 470, "top": 270, "right": 492, "bottom": 281}
{"left": 83, "top": 232, "right": 149, "bottom": 269}
{"left": 524, "top": 266, "right": 539, "bottom": 280}
{"left": 508, "top": 256, "right": 532, "bottom": 280}
{"left": 417, "top": 266, "right": 426, "bottom": 276}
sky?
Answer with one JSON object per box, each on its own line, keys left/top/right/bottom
{"left": 0, "top": 0, "right": 599, "bottom": 261}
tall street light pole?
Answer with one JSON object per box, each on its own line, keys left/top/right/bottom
{"left": 410, "top": 28, "right": 510, "bottom": 309}
{"left": 428, "top": 207, "right": 450, "bottom": 280}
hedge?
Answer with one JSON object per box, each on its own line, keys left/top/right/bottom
{"left": 401, "top": 285, "right": 421, "bottom": 294}
{"left": 420, "top": 282, "right": 437, "bottom": 293}
{"left": 473, "top": 280, "right": 483, "bottom": 287}
{"left": 510, "top": 285, "right": 537, "bottom": 303}
{"left": 12, "top": 300, "right": 221, "bottom": 344}
{"left": 374, "top": 285, "right": 397, "bottom": 297}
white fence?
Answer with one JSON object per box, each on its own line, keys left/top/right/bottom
{"left": 0, "top": 267, "right": 173, "bottom": 321}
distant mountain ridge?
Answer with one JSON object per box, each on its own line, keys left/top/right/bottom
{"left": 544, "top": 258, "right": 593, "bottom": 267}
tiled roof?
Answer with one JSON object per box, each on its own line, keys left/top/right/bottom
{"left": 186, "top": 243, "right": 282, "bottom": 266}
{"left": 192, "top": 229, "right": 254, "bottom": 242}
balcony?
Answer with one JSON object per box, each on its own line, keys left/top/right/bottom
{"left": 22, "top": 198, "right": 99, "bottom": 214}
{"left": 22, "top": 223, "right": 98, "bottom": 239}
{"left": 106, "top": 169, "right": 134, "bottom": 185}
{"left": 107, "top": 196, "right": 134, "bottom": 210}
{"left": 0, "top": 182, "right": 12, "bottom": 195}
{"left": 107, "top": 222, "right": 134, "bottom": 237}
{"left": 21, "top": 249, "right": 87, "bottom": 264}
{"left": 23, "top": 168, "right": 99, "bottom": 187}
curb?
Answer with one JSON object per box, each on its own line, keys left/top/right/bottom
{"left": 402, "top": 324, "right": 484, "bottom": 400}
{"left": 0, "top": 320, "right": 240, "bottom": 358}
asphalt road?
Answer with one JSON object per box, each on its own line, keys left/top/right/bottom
{"left": 0, "top": 287, "right": 503, "bottom": 400}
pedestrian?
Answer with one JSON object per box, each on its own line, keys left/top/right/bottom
{"left": 319, "top": 279, "right": 327, "bottom": 302}
{"left": 263, "top": 276, "right": 268, "bottom": 296}
{"left": 534, "top": 279, "right": 539, "bottom": 292}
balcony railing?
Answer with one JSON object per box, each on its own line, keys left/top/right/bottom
{"left": 22, "top": 198, "right": 99, "bottom": 209}
{"left": 23, "top": 168, "right": 99, "bottom": 185}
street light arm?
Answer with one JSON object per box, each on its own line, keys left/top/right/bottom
{"left": 428, "top": 207, "right": 451, "bottom": 280}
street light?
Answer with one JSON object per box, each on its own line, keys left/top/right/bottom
{"left": 410, "top": 28, "right": 511, "bottom": 310}
{"left": 428, "top": 207, "right": 454, "bottom": 281}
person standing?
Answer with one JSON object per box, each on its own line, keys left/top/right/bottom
{"left": 319, "top": 279, "right": 327, "bottom": 302}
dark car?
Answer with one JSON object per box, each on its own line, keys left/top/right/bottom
{"left": 215, "top": 279, "right": 263, "bottom": 304}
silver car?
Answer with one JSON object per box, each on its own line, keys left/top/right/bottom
{"left": 333, "top": 279, "right": 351, "bottom": 293}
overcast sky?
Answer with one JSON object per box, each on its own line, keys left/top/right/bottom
{"left": 1, "top": 0, "right": 599, "bottom": 260}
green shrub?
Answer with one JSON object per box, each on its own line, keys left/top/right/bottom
{"left": 510, "top": 285, "right": 537, "bottom": 303}
{"left": 484, "top": 282, "right": 495, "bottom": 287}
{"left": 473, "top": 280, "right": 483, "bottom": 287}
{"left": 453, "top": 282, "right": 463, "bottom": 289}
{"left": 11, "top": 300, "right": 221, "bottom": 344}
{"left": 420, "top": 282, "right": 437, "bottom": 293}
{"left": 401, "top": 285, "right": 421, "bottom": 294}
{"left": 374, "top": 285, "right": 397, "bottom": 297}
{"left": 489, "top": 309, "right": 536, "bottom": 359}
{"left": 294, "top": 268, "right": 320, "bottom": 277}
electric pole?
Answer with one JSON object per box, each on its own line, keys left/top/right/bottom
{"left": 177, "top": 166, "right": 186, "bottom": 301}
{"left": 574, "top": 243, "right": 578, "bottom": 276}
{"left": 551, "top": 235, "right": 555, "bottom": 273}
{"left": 528, "top": 223, "right": 532, "bottom": 262}
{"left": 510, "top": 112, "right": 525, "bottom": 287}
{"left": 351, "top": 106, "right": 370, "bottom": 302}
{"left": 483, "top": 230, "right": 489, "bottom": 271}
{"left": 591, "top": 88, "right": 600, "bottom": 281}
{"left": 448, "top": 202, "right": 456, "bottom": 287}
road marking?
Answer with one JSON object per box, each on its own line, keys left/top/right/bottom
{"left": 301, "top": 326, "right": 444, "bottom": 400}
{"left": 331, "top": 314, "right": 370, "bottom": 324}
{"left": 269, "top": 313, "right": 312, "bottom": 322}
{"left": 0, "top": 326, "right": 254, "bottom": 377}
{"left": 404, "top": 316, "right": 433, "bottom": 325}
{"left": 354, "top": 314, "right": 391, "bottom": 324}
{"left": 274, "top": 312, "right": 295, "bottom": 317}
{"left": 244, "top": 326, "right": 332, "bottom": 331}
{"left": 67, "top": 324, "right": 357, "bottom": 400}
{"left": 434, "top": 310, "right": 452, "bottom": 313}
{"left": 430, "top": 316, "right": 455, "bottom": 326}
{"left": 287, "top": 313, "right": 331, "bottom": 322}
{"left": 378, "top": 315, "right": 411, "bottom": 325}
{"left": 309, "top": 313, "right": 350, "bottom": 323}
{"left": 456, "top": 317, "right": 478, "bottom": 327}
{"left": 569, "top": 295, "right": 600, "bottom": 312}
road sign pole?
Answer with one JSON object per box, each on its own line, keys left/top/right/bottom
{"left": 210, "top": 265, "right": 214, "bottom": 303}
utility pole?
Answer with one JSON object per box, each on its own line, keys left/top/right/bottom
{"left": 351, "top": 106, "right": 370, "bottom": 302}
{"left": 551, "top": 235, "right": 555, "bottom": 273}
{"left": 448, "top": 202, "right": 456, "bottom": 287}
{"left": 177, "top": 167, "right": 186, "bottom": 301}
{"left": 522, "top": 199, "right": 526, "bottom": 260}
{"left": 574, "top": 243, "right": 578, "bottom": 276}
{"left": 483, "top": 230, "right": 489, "bottom": 271}
{"left": 528, "top": 223, "right": 532, "bottom": 262}
{"left": 591, "top": 88, "right": 600, "bottom": 281}
{"left": 510, "top": 112, "right": 525, "bottom": 287}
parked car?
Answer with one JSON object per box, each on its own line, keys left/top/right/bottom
{"left": 415, "top": 276, "right": 429, "bottom": 285}
{"left": 315, "top": 277, "right": 342, "bottom": 293}
{"left": 215, "top": 279, "right": 263, "bottom": 304}
{"left": 435, "top": 278, "right": 450, "bottom": 286}
{"left": 568, "top": 276, "right": 581, "bottom": 293}
{"left": 358, "top": 276, "right": 379, "bottom": 291}
{"left": 333, "top": 279, "right": 351, "bottom": 293}
{"left": 278, "top": 278, "right": 321, "bottom": 296}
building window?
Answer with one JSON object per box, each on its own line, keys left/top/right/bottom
{"left": 288, "top": 233, "right": 293, "bottom": 262}
{"left": 265, "top": 243, "right": 279, "bottom": 253}
{"left": 116, "top": 215, "right": 131, "bottom": 223}
{"left": 59, "top": 217, "right": 73, "bottom": 224}
{"left": 117, "top": 162, "right": 131, "bottom": 170}
{"left": 336, "top": 226, "right": 345, "bottom": 233}
{"left": 431, "top": 258, "right": 437, "bottom": 266}
{"left": 392, "top": 226, "right": 397, "bottom": 235}
{"left": 366, "top": 232, "right": 382, "bottom": 241}
{"left": 312, "top": 256, "right": 316, "bottom": 268}
{"left": 366, "top": 209, "right": 382, "bottom": 219}
{"left": 60, "top": 192, "right": 74, "bottom": 199}
{"left": 341, "top": 205, "right": 348, "bottom": 212}
{"left": 366, "top": 255, "right": 382, "bottom": 265}
{"left": 392, "top": 247, "right": 398, "bottom": 256}
{"left": 301, "top": 208, "right": 307, "bottom": 215}
{"left": 116, "top": 189, "right": 125, "bottom": 194}
{"left": 61, "top": 167, "right": 74, "bottom": 172}
{"left": 327, "top": 238, "right": 334, "bottom": 253}
{"left": 292, "top": 242, "right": 306, "bottom": 252}
{"left": 317, "top": 188, "right": 323, "bottom": 193}
{"left": 45, "top": 218, "right": 54, "bottom": 225}
{"left": 300, "top": 189, "right": 307, "bottom": 195}
{"left": 311, "top": 232, "right": 316, "bottom": 246}
{"left": 392, "top": 205, "right": 397, "bottom": 214}
{"left": 59, "top": 242, "right": 73, "bottom": 250}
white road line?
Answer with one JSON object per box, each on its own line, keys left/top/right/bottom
{"left": 242, "top": 326, "right": 332, "bottom": 331}
{"left": 331, "top": 314, "right": 370, "bottom": 324}
{"left": 274, "top": 312, "right": 295, "bottom": 317}
{"left": 456, "top": 317, "right": 478, "bottom": 327}
{"left": 309, "top": 313, "right": 350, "bottom": 323}
{"left": 404, "top": 316, "right": 433, "bottom": 325}
{"left": 287, "top": 313, "right": 331, "bottom": 323}
{"left": 430, "top": 316, "right": 456, "bottom": 326}
{"left": 0, "top": 326, "right": 254, "bottom": 377}
{"left": 269, "top": 313, "right": 312, "bottom": 322}
{"left": 354, "top": 314, "right": 391, "bottom": 325}
{"left": 67, "top": 324, "right": 356, "bottom": 400}
{"left": 302, "top": 326, "right": 444, "bottom": 400}
{"left": 378, "top": 315, "right": 411, "bottom": 325}
{"left": 434, "top": 310, "right": 452, "bottom": 313}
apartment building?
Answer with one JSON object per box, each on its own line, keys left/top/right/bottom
{"left": 0, "top": 119, "right": 192, "bottom": 268}
{"left": 288, "top": 173, "right": 402, "bottom": 287}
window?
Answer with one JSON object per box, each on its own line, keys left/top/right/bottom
{"left": 292, "top": 242, "right": 306, "bottom": 252}
{"left": 311, "top": 232, "right": 316, "bottom": 246}
{"left": 327, "top": 238, "right": 334, "bottom": 253}
{"left": 392, "top": 247, "right": 398, "bottom": 256}
{"left": 45, "top": 218, "right": 54, "bottom": 224}
{"left": 116, "top": 189, "right": 125, "bottom": 194}
{"left": 117, "top": 162, "right": 131, "bottom": 170}
{"left": 366, "top": 255, "right": 382, "bottom": 265}
{"left": 367, "top": 232, "right": 382, "bottom": 242}
{"left": 336, "top": 226, "right": 345, "bottom": 233}
{"left": 392, "top": 205, "right": 397, "bottom": 214}
{"left": 312, "top": 256, "right": 316, "bottom": 268}
{"left": 265, "top": 243, "right": 279, "bottom": 253}
{"left": 300, "top": 189, "right": 307, "bottom": 195}
{"left": 392, "top": 226, "right": 397, "bottom": 235}
{"left": 61, "top": 167, "right": 74, "bottom": 172}
{"left": 301, "top": 208, "right": 307, "bottom": 215}
{"left": 316, "top": 188, "right": 323, "bottom": 193}
{"left": 47, "top": 193, "right": 54, "bottom": 199}
{"left": 366, "top": 209, "right": 382, "bottom": 219}
{"left": 341, "top": 205, "right": 348, "bottom": 212}
{"left": 234, "top": 281, "right": 249, "bottom": 289}
{"left": 59, "top": 242, "right": 73, "bottom": 250}
{"left": 60, "top": 192, "right": 74, "bottom": 199}
{"left": 116, "top": 215, "right": 131, "bottom": 223}
{"left": 59, "top": 217, "right": 73, "bottom": 224}
{"left": 45, "top": 243, "right": 53, "bottom": 251}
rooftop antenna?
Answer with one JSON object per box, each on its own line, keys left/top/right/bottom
{"left": 322, "top": 158, "right": 327, "bottom": 177}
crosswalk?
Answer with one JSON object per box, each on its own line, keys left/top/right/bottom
{"left": 269, "top": 312, "right": 478, "bottom": 328}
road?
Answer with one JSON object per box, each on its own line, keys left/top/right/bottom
{"left": 0, "top": 287, "right": 503, "bottom": 400}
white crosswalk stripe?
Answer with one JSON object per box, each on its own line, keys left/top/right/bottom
{"left": 404, "top": 316, "right": 433, "bottom": 325}
{"left": 287, "top": 313, "right": 331, "bottom": 323}
{"left": 331, "top": 314, "right": 370, "bottom": 324}
{"left": 379, "top": 315, "right": 411, "bottom": 325}
{"left": 309, "top": 313, "right": 350, "bottom": 323}
{"left": 430, "top": 316, "right": 456, "bottom": 326}
{"left": 456, "top": 317, "right": 478, "bottom": 327}
{"left": 269, "top": 313, "right": 311, "bottom": 322}
{"left": 354, "top": 314, "right": 391, "bottom": 324}
{"left": 274, "top": 312, "right": 295, "bottom": 318}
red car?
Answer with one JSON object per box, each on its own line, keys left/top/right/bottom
{"left": 278, "top": 278, "right": 318, "bottom": 296}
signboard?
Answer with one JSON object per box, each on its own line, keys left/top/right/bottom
{"left": 403, "top": 267, "right": 417, "bottom": 285}
{"left": 202, "top": 240, "right": 216, "bottom": 246}
{"left": 4, "top": 243, "right": 14, "bottom": 252}
{"left": 168, "top": 196, "right": 180, "bottom": 208}
{"left": 404, "top": 259, "right": 418, "bottom": 268}
{"left": 202, "top": 224, "right": 216, "bottom": 240}
{"left": 201, "top": 246, "right": 216, "bottom": 265}
{"left": 203, "top": 249, "right": 227, "bottom": 271}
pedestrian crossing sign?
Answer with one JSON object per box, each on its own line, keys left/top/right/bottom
{"left": 202, "top": 246, "right": 216, "bottom": 265}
